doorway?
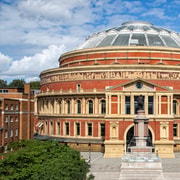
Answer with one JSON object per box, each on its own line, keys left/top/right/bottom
{"left": 126, "top": 126, "right": 153, "bottom": 151}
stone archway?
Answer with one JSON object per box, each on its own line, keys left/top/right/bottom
{"left": 126, "top": 126, "right": 153, "bottom": 151}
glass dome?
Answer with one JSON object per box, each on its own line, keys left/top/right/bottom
{"left": 78, "top": 21, "right": 180, "bottom": 49}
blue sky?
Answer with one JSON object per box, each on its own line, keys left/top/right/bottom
{"left": 0, "top": 0, "right": 180, "bottom": 82}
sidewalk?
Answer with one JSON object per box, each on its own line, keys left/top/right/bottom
{"left": 81, "top": 152, "right": 180, "bottom": 180}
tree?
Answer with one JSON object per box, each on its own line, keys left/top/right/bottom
{"left": 30, "top": 81, "right": 40, "bottom": 90}
{"left": 8, "top": 79, "right": 25, "bottom": 88}
{"left": 0, "top": 140, "right": 93, "bottom": 180}
{"left": 0, "top": 79, "right": 7, "bottom": 88}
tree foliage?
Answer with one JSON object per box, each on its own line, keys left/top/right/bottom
{"left": 0, "top": 79, "right": 8, "bottom": 88}
{"left": 8, "top": 79, "right": 25, "bottom": 88}
{"left": 30, "top": 81, "right": 40, "bottom": 90}
{"left": 0, "top": 140, "right": 93, "bottom": 180}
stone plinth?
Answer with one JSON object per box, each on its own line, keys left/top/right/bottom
{"left": 120, "top": 153, "right": 164, "bottom": 179}
{"left": 120, "top": 109, "right": 165, "bottom": 179}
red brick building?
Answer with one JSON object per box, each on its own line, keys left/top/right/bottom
{"left": 35, "top": 21, "right": 180, "bottom": 158}
{"left": 0, "top": 84, "right": 34, "bottom": 152}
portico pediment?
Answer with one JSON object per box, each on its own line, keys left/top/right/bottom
{"left": 106, "top": 78, "right": 173, "bottom": 92}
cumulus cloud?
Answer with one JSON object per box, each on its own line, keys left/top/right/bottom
{"left": 141, "top": 8, "right": 171, "bottom": 20}
{"left": 2, "top": 45, "right": 66, "bottom": 80}
{"left": 0, "top": 52, "right": 12, "bottom": 71}
{"left": 0, "top": 0, "right": 179, "bottom": 82}
{"left": 146, "top": 0, "right": 167, "bottom": 6}
{"left": 122, "top": 1, "right": 145, "bottom": 13}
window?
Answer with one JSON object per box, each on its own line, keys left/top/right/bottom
{"left": 77, "top": 100, "right": 81, "bottom": 114}
{"left": 148, "top": 96, "right": 154, "bottom": 114}
{"left": 10, "top": 116, "right": 13, "bottom": 122}
{"left": 4, "top": 144, "right": 8, "bottom": 153}
{"left": 76, "top": 123, "right": 80, "bottom": 136}
{"left": 46, "top": 101, "right": 48, "bottom": 108}
{"left": 15, "top": 104, "right": 18, "bottom": 110}
{"left": 50, "top": 122, "right": 53, "bottom": 135}
{"left": 101, "top": 100, "right": 106, "bottom": 114}
{"left": 59, "top": 101, "right": 61, "bottom": 114}
{"left": 100, "top": 123, "right": 105, "bottom": 137}
{"left": 57, "top": 122, "right": 60, "bottom": 135}
{"left": 87, "top": 123, "right": 92, "bottom": 136}
{"left": 88, "top": 100, "right": 93, "bottom": 114}
{"left": 173, "top": 100, "right": 177, "bottom": 115}
{"left": 10, "top": 130, "right": 13, "bottom": 137}
{"left": 65, "top": 122, "right": 69, "bottom": 135}
{"left": 45, "top": 121, "right": 48, "bottom": 134}
{"left": 125, "top": 96, "right": 131, "bottom": 114}
{"left": 10, "top": 104, "right": 13, "bottom": 110}
{"left": 67, "top": 100, "right": 70, "bottom": 114}
{"left": 15, "top": 129, "right": 18, "bottom": 136}
{"left": 51, "top": 101, "right": 54, "bottom": 114}
{"left": 5, "top": 116, "right": 8, "bottom": 123}
{"left": 77, "top": 84, "right": 81, "bottom": 92}
{"left": 173, "top": 124, "right": 178, "bottom": 137}
{"left": 5, "top": 104, "right": 8, "bottom": 110}
{"left": 0, "top": 89, "right": 8, "bottom": 93}
{"left": 15, "top": 116, "right": 18, "bottom": 122}
{"left": 5, "top": 130, "right": 8, "bottom": 138}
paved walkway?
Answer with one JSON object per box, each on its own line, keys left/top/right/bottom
{"left": 81, "top": 152, "right": 180, "bottom": 180}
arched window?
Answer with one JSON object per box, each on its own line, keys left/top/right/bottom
{"left": 50, "top": 122, "right": 53, "bottom": 135}
{"left": 56, "top": 122, "right": 60, "bottom": 135}
{"left": 101, "top": 100, "right": 106, "bottom": 114}
{"left": 58, "top": 101, "right": 61, "bottom": 114}
{"left": 77, "top": 100, "right": 81, "bottom": 114}
{"left": 51, "top": 101, "right": 54, "bottom": 114}
{"left": 88, "top": 100, "right": 93, "bottom": 114}
{"left": 45, "top": 121, "right": 48, "bottom": 134}
{"left": 173, "top": 100, "right": 177, "bottom": 115}
{"left": 67, "top": 100, "right": 70, "bottom": 114}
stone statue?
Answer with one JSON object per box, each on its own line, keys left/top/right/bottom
{"left": 137, "top": 95, "right": 144, "bottom": 110}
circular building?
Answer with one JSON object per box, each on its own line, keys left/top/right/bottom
{"left": 35, "top": 21, "right": 180, "bottom": 158}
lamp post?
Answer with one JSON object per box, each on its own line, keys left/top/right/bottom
{"left": 88, "top": 143, "right": 91, "bottom": 163}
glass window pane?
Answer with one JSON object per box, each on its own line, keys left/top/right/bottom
{"left": 88, "top": 123, "right": 92, "bottom": 136}
{"left": 148, "top": 96, "right": 154, "bottom": 114}
{"left": 97, "top": 35, "right": 116, "bottom": 47}
{"left": 147, "top": 34, "right": 165, "bottom": 46}
{"left": 130, "top": 34, "right": 147, "bottom": 46}
{"left": 173, "top": 124, "right": 178, "bottom": 137}
{"left": 100, "top": 123, "right": 105, "bottom": 136}
{"left": 113, "top": 34, "right": 130, "bottom": 46}
{"left": 89, "top": 100, "right": 93, "bottom": 114}
{"left": 101, "top": 100, "right": 106, "bottom": 114}
{"left": 66, "top": 123, "right": 69, "bottom": 135}
{"left": 76, "top": 123, "right": 80, "bottom": 135}
{"left": 125, "top": 96, "right": 131, "bottom": 114}
{"left": 162, "top": 35, "right": 179, "bottom": 48}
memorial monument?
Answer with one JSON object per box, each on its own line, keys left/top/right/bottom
{"left": 119, "top": 95, "right": 165, "bottom": 180}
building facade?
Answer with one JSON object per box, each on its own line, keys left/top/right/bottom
{"left": 35, "top": 21, "right": 180, "bottom": 158}
{"left": 0, "top": 84, "right": 34, "bottom": 152}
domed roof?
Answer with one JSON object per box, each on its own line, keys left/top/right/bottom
{"left": 78, "top": 21, "right": 180, "bottom": 49}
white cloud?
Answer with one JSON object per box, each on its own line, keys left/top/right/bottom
{"left": 0, "top": 0, "right": 180, "bottom": 82}
{"left": 25, "top": 76, "right": 40, "bottom": 83}
{"left": 146, "top": 0, "right": 167, "bottom": 6}
{"left": 122, "top": 1, "right": 145, "bottom": 13}
{"left": 0, "top": 52, "right": 12, "bottom": 71}
{"left": 18, "top": 0, "right": 93, "bottom": 25}
{"left": 2, "top": 45, "right": 66, "bottom": 79}
{"left": 141, "top": 8, "right": 171, "bottom": 20}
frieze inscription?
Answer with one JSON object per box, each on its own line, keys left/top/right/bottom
{"left": 41, "top": 71, "right": 180, "bottom": 84}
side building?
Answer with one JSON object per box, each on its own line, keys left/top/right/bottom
{"left": 0, "top": 84, "right": 34, "bottom": 152}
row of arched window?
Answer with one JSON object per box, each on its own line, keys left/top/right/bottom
{"left": 38, "top": 98, "right": 106, "bottom": 115}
